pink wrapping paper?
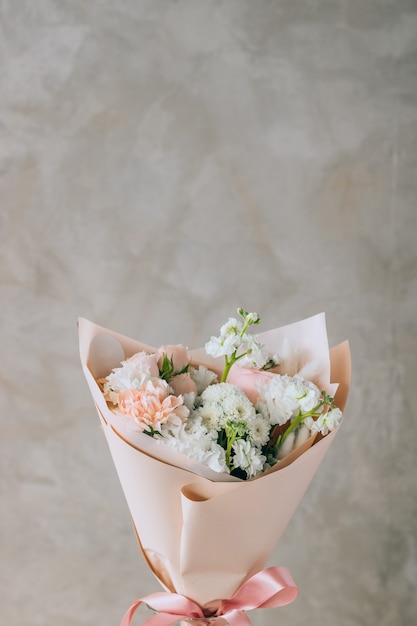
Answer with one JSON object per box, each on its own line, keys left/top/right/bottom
{"left": 78, "top": 313, "right": 350, "bottom": 609}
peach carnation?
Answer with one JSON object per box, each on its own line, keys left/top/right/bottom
{"left": 118, "top": 379, "right": 189, "bottom": 432}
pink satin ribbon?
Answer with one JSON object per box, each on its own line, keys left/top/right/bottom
{"left": 120, "top": 566, "right": 298, "bottom": 625}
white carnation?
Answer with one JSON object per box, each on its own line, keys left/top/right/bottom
{"left": 189, "top": 365, "right": 218, "bottom": 395}
{"left": 103, "top": 351, "right": 159, "bottom": 404}
{"left": 158, "top": 414, "right": 229, "bottom": 474}
{"left": 256, "top": 374, "right": 322, "bottom": 426}
{"left": 293, "top": 377, "right": 322, "bottom": 414}
{"left": 182, "top": 391, "right": 197, "bottom": 411}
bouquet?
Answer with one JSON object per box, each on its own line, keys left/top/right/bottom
{"left": 79, "top": 310, "right": 350, "bottom": 625}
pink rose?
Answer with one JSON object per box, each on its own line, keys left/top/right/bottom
{"left": 156, "top": 344, "right": 190, "bottom": 374}
{"left": 168, "top": 373, "right": 198, "bottom": 396}
{"left": 227, "top": 366, "right": 275, "bottom": 403}
{"left": 124, "top": 351, "right": 160, "bottom": 378}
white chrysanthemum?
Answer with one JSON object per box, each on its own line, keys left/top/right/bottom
{"left": 231, "top": 439, "right": 266, "bottom": 478}
{"left": 197, "top": 401, "right": 226, "bottom": 429}
{"left": 247, "top": 414, "right": 271, "bottom": 447}
{"left": 304, "top": 407, "right": 343, "bottom": 436}
{"left": 200, "top": 382, "right": 236, "bottom": 404}
{"left": 221, "top": 392, "right": 255, "bottom": 422}
{"left": 189, "top": 365, "right": 218, "bottom": 395}
{"left": 256, "top": 374, "right": 322, "bottom": 426}
{"left": 198, "top": 383, "right": 256, "bottom": 429}
{"left": 103, "top": 352, "right": 159, "bottom": 404}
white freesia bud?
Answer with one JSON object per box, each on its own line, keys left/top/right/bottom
{"left": 245, "top": 311, "right": 260, "bottom": 324}
{"left": 277, "top": 431, "right": 296, "bottom": 459}
{"left": 294, "top": 424, "right": 311, "bottom": 447}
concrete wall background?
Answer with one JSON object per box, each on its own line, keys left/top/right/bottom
{"left": 1, "top": 1, "right": 416, "bottom": 625}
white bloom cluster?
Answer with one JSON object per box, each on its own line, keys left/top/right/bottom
{"left": 198, "top": 383, "right": 256, "bottom": 428}
{"left": 205, "top": 316, "right": 269, "bottom": 370}
{"left": 195, "top": 383, "right": 270, "bottom": 478}
{"left": 255, "top": 373, "right": 342, "bottom": 461}
{"left": 103, "top": 352, "right": 159, "bottom": 404}
{"left": 237, "top": 335, "right": 270, "bottom": 369}
{"left": 232, "top": 439, "right": 265, "bottom": 478}
{"left": 304, "top": 407, "right": 343, "bottom": 436}
{"left": 157, "top": 413, "right": 228, "bottom": 474}
{"left": 256, "top": 374, "right": 322, "bottom": 426}
{"left": 99, "top": 309, "right": 344, "bottom": 480}
{"left": 275, "top": 424, "right": 312, "bottom": 460}
{"left": 205, "top": 318, "right": 242, "bottom": 358}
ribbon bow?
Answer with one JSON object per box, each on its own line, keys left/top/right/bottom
{"left": 120, "top": 566, "right": 298, "bottom": 625}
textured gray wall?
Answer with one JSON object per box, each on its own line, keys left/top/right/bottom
{"left": 1, "top": 1, "right": 416, "bottom": 625}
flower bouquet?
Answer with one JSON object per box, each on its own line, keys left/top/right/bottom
{"left": 78, "top": 310, "right": 350, "bottom": 625}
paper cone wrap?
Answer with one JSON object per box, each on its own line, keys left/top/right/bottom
{"left": 79, "top": 314, "right": 350, "bottom": 608}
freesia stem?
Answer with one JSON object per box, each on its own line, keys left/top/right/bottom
{"left": 273, "top": 400, "right": 326, "bottom": 453}
{"left": 220, "top": 351, "right": 249, "bottom": 382}
{"left": 219, "top": 308, "right": 260, "bottom": 382}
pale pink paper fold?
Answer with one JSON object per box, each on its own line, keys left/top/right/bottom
{"left": 78, "top": 315, "right": 350, "bottom": 608}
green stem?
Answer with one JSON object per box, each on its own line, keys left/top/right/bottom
{"left": 239, "top": 317, "right": 252, "bottom": 337}
{"left": 220, "top": 310, "right": 259, "bottom": 383}
{"left": 273, "top": 400, "right": 326, "bottom": 454}
{"left": 225, "top": 430, "right": 237, "bottom": 469}
{"left": 220, "top": 351, "right": 249, "bottom": 382}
